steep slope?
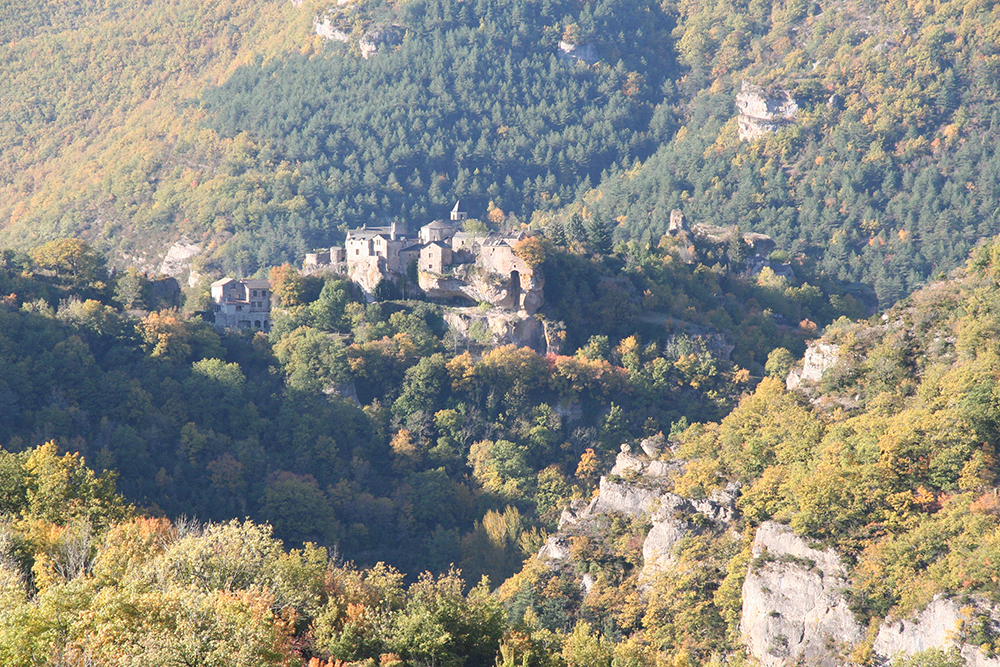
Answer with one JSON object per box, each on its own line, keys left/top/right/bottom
{"left": 538, "top": 0, "right": 1000, "bottom": 306}
{"left": 0, "top": 0, "right": 325, "bottom": 265}
{"left": 502, "top": 237, "right": 1000, "bottom": 666}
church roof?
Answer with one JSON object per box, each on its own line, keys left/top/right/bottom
{"left": 423, "top": 219, "right": 453, "bottom": 229}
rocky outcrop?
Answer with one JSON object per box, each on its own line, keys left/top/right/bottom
{"left": 558, "top": 41, "right": 599, "bottom": 65}
{"left": 874, "top": 597, "right": 1000, "bottom": 667}
{"left": 347, "top": 256, "right": 385, "bottom": 296}
{"left": 359, "top": 26, "right": 402, "bottom": 58}
{"left": 736, "top": 81, "right": 798, "bottom": 141}
{"left": 741, "top": 521, "right": 863, "bottom": 667}
{"left": 539, "top": 442, "right": 739, "bottom": 579}
{"left": 314, "top": 17, "right": 351, "bottom": 41}
{"left": 159, "top": 239, "right": 202, "bottom": 281}
{"left": 441, "top": 308, "right": 546, "bottom": 353}
{"left": 419, "top": 262, "right": 544, "bottom": 314}
{"left": 786, "top": 341, "right": 841, "bottom": 390}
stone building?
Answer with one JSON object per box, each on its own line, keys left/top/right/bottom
{"left": 420, "top": 241, "right": 453, "bottom": 274}
{"left": 304, "top": 246, "right": 345, "bottom": 270}
{"left": 211, "top": 278, "right": 271, "bottom": 331}
{"left": 311, "top": 201, "right": 544, "bottom": 312}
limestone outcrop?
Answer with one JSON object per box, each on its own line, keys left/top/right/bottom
{"left": 159, "top": 238, "right": 202, "bottom": 282}
{"left": 314, "top": 16, "right": 350, "bottom": 41}
{"left": 786, "top": 341, "right": 841, "bottom": 390}
{"left": 557, "top": 41, "right": 599, "bottom": 65}
{"left": 359, "top": 26, "right": 402, "bottom": 58}
{"left": 441, "top": 308, "right": 547, "bottom": 353}
{"left": 736, "top": 81, "right": 798, "bottom": 141}
{"left": 542, "top": 439, "right": 1000, "bottom": 667}
{"left": 740, "top": 521, "right": 862, "bottom": 667}
{"left": 874, "top": 597, "right": 1000, "bottom": 667}
{"left": 419, "top": 260, "right": 544, "bottom": 314}
{"left": 538, "top": 441, "right": 739, "bottom": 580}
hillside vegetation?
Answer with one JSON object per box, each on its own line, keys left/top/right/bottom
{"left": 545, "top": 0, "right": 1000, "bottom": 304}
{"left": 493, "top": 236, "right": 1000, "bottom": 667}
{"left": 4, "top": 0, "right": 999, "bottom": 300}
{"left": 5, "top": 233, "right": 1000, "bottom": 667}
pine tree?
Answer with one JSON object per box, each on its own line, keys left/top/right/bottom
{"left": 566, "top": 213, "right": 585, "bottom": 244}
{"left": 586, "top": 213, "right": 613, "bottom": 254}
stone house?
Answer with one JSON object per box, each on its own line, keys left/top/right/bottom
{"left": 211, "top": 278, "right": 271, "bottom": 331}
{"left": 304, "top": 246, "right": 345, "bottom": 270}
{"left": 346, "top": 221, "right": 409, "bottom": 272}
{"left": 419, "top": 219, "right": 461, "bottom": 245}
{"left": 420, "top": 241, "right": 453, "bottom": 274}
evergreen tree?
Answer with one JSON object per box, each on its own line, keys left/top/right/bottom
{"left": 566, "top": 213, "right": 585, "bottom": 244}
{"left": 586, "top": 213, "right": 613, "bottom": 254}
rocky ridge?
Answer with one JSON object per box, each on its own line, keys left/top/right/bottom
{"left": 542, "top": 441, "right": 1000, "bottom": 666}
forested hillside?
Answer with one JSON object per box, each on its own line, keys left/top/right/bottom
{"left": 493, "top": 235, "right": 1000, "bottom": 667}
{"left": 5, "top": 0, "right": 1000, "bottom": 300}
{"left": 547, "top": 0, "right": 1000, "bottom": 304}
{"left": 6, "top": 235, "right": 1000, "bottom": 665}
{"left": 0, "top": 233, "right": 864, "bottom": 581}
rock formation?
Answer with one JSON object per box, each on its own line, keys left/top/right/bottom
{"left": 314, "top": 16, "right": 350, "bottom": 42}
{"left": 441, "top": 308, "right": 547, "bottom": 354}
{"left": 557, "top": 40, "right": 599, "bottom": 65}
{"left": 740, "top": 521, "right": 862, "bottom": 667}
{"left": 543, "top": 444, "right": 1000, "bottom": 667}
{"left": 786, "top": 341, "right": 841, "bottom": 390}
{"left": 538, "top": 441, "right": 738, "bottom": 580}
{"left": 736, "top": 81, "right": 798, "bottom": 141}
{"left": 874, "top": 597, "right": 1000, "bottom": 667}
{"left": 359, "top": 26, "right": 402, "bottom": 58}
{"left": 159, "top": 238, "right": 203, "bottom": 287}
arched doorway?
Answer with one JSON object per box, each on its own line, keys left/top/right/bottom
{"left": 509, "top": 271, "right": 521, "bottom": 310}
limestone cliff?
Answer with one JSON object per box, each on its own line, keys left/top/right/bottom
{"left": 736, "top": 81, "right": 798, "bottom": 141}
{"left": 418, "top": 261, "right": 544, "bottom": 314}
{"left": 740, "top": 522, "right": 862, "bottom": 667}
{"left": 538, "top": 440, "right": 739, "bottom": 581}
{"left": 441, "top": 308, "right": 548, "bottom": 353}
{"left": 785, "top": 340, "right": 841, "bottom": 390}
{"left": 874, "top": 597, "right": 1000, "bottom": 667}
{"left": 542, "top": 444, "right": 1000, "bottom": 667}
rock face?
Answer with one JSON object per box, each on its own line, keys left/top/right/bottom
{"left": 874, "top": 597, "right": 1000, "bottom": 667}
{"left": 419, "top": 261, "right": 544, "bottom": 314}
{"left": 557, "top": 40, "right": 599, "bottom": 65}
{"left": 441, "top": 308, "right": 546, "bottom": 353}
{"left": 359, "top": 26, "right": 402, "bottom": 58}
{"left": 736, "top": 81, "right": 798, "bottom": 141}
{"left": 539, "top": 442, "right": 739, "bottom": 579}
{"left": 786, "top": 341, "right": 841, "bottom": 390}
{"left": 159, "top": 239, "right": 202, "bottom": 280}
{"left": 347, "top": 255, "right": 385, "bottom": 295}
{"left": 314, "top": 17, "right": 350, "bottom": 42}
{"left": 741, "top": 521, "right": 863, "bottom": 667}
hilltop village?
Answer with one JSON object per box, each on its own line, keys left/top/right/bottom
{"left": 303, "top": 201, "right": 544, "bottom": 314}
{"left": 205, "top": 203, "right": 810, "bottom": 338}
